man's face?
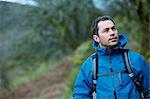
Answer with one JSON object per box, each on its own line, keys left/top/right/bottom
{"left": 93, "top": 20, "right": 119, "bottom": 48}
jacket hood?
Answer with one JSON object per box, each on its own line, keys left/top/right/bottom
{"left": 93, "top": 34, "right": 127, "bottom": 54}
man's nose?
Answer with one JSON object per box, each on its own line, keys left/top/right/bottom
{"left": 109, "top": 29, "right": 115, "bottom": 36}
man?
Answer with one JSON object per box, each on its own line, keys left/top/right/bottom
{"left": 72, "top": 16, "right": 150, "bottom": 99}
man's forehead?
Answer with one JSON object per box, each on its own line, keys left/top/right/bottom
{"left": 97, "top": 20, "right": 115, "bottom": 30}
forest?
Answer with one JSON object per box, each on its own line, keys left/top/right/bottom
{"left": 0, "top": 0, "right": 149, "bottom": 99}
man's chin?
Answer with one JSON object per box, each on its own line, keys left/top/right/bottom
{"left": 108, "top": 42, "right": 118, "bottom": 48}
{"left": 111, "top": 42, "right": 118, "bottom": 46}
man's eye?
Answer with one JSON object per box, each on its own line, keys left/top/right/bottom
{"left": 112, "top": 27, "right": 116, "bottom": 30}
{"left": 104, "top": 29, "right": 109, "bottom": 32}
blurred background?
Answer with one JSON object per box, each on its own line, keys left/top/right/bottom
{"left": 0, "top": 0, "right": 149, "bottom": 99}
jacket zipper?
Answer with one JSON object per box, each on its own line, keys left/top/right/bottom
{"left": 109, "top": 52, "right": 117, "bottom": 99}
{"left": 119, "top": 72, "right": 122, "bottom": 86}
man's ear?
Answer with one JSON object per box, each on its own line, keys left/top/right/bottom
{"left": 93, "top": 35, "right": 100, "bottom": 42}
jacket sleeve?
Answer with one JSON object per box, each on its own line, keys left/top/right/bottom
{"left": 72, "top": 58, "right": 93, "bottom": 99}
{"left": 138, "top": 56, "right": 150, "bottom": 98}
{"left": 129, "top": 51, "right": 150, "bottom": 98}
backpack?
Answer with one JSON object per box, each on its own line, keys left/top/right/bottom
{"left": 91, "top": 49, "right": 146, "bottom": 99}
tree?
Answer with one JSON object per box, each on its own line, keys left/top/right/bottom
{"left": 26, "top": 0, "right": 101, "bottom": 55}
{"left": 130, "top": 0, "right": 150, "bottom": 57}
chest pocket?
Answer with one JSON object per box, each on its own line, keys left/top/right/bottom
{"left": 97, "top": 70, "right": 132, "bottom": 87}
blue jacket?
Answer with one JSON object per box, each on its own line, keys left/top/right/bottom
{"left": 72, "top": 34, "right": 150, "bottom": 99}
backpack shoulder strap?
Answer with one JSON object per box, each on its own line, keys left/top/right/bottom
{"left": 123, "top": 50, "right": 144, "bottom": 99}
{"left": 123, "top": 50, "right": 133, "bottom": 74}
{"left": 91, "top": 52, "right": 98, "bottom": 92}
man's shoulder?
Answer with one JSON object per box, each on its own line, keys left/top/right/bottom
{"left": 80, "top": 58, "right": 92, "bottom": 73}
{"left": 81, "top": 53, "right": 96, "bottom": 68}
{"left": 128, "top": 49, "right": 142, "bottom": 58}
{"left": 127, "top": 49, "right": 147, "bottom": 66}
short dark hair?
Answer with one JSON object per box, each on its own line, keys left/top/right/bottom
{"left": 91, "top": 16, "right": 115, "bottom": 35}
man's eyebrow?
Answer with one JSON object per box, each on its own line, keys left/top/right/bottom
{"left": 103, "top": 28, "right": 109, "bottom": 31}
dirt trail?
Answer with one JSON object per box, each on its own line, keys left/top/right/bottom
{"left": 1, "top": 58, "right": 71, "bottom": 99}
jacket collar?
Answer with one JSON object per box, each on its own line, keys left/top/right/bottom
{"left": 93, "top": 34, "right": 127, "bottom": 55}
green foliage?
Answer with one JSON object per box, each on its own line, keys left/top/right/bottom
{"left": 72, "top": 40, "right": 94, "bottom": 65}
{"left": 64, "top": 40, "right": 95, "bottom": 99}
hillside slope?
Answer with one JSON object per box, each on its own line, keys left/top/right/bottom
{"left": 0, "top": 58, "right": 71, "bottom": 99}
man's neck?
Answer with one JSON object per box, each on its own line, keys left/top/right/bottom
{"left": 99, "top": 43, "right": 105, "bottom": 48}
{"left": 99, "top": 43, "right": 114, "bottom": 49}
